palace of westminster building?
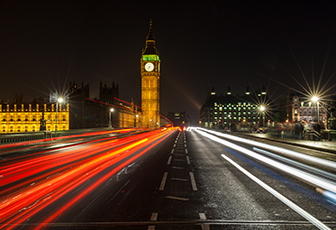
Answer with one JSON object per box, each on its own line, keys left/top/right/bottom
{"left": 0, "top": 22, "right": 161, "bottom": 133}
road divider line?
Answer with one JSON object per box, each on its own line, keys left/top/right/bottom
{"left": 199, "top": 213, "right": 210, "bottom": 230}
{"left": 185, "top": 149, "right": 188, "bottom": 154}
{"left": 148, "top": 212, "right": 158, "bottom": 230}
{"left": 186, "top": 156, "right": 191, "bottom": 165}
{"left": 167, "top": 156, "right": 172, "bottom": 165}
{"left": 166, "top": 196, "right": 189, "bottom": 201}
{"left": 172, "top": 166, "right": 185, "bottom": 169}
{"left": 159, "top": 172, "right": 168, "bottom": 191}
{"left": 171, "top": 149, "right": 174, "bottom": 154}
{"left": 171, "top": 178, "right": 188, "bottom": 181}
{"left": 220, "top": 154, "right": 331, "bottom": 230}
{"left": 173, "top": 144, "right": 176, "bottom": 147}
{"left": 189, "top": 172, "right": 198, "bottom": 191}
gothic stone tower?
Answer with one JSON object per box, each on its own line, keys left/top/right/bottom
{"left": 141, "top": 21, "right": 161, "bottom": 127}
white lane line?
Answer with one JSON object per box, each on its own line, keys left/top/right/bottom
{"left": 189, "top": 172, "right": 198, "bottom": 191}
{"left": 166, "top": 196, "right": 189, "bottom": 201}
{"left": 171, "top": 149, "right": 174, "bottom": 154}
{"left": 220, "top": 154, "right": 331, "bottom": 230}
{"left": 199, "top": 213, "right": 210, "bottom": 230}
{"left": 184, "top": 144, "right": 187, "bottom": 147}
{"left": 171, "top": 178, "right": 188, "bottom": 181}
{"left": 167, "top": 156, "right": 172, "bottom": 165}
{"left": 148, "top": 213, "right": 158, "bottom": 230}
{"left": 172, "top": 166, "right": 185, "bottom": 169}
{"left": 159, "top": 172, "right": 168, "bottom": 191}
{"left": 150, "top": 212, "right": 158, "bottom": 221}
{"left": 186, "top": 156, "right": 191, "bottom": 165}
{"left": 173, "top": 144, "right": 176, "bottom": 147}
{"left": 185, "top": 149, "right": 188, "bottom": 154}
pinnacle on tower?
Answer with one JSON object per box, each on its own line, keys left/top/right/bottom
{"left": 143, "top": 20, "right": 158, "bottom": 55}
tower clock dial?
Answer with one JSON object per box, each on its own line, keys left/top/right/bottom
{"left": 145, "top": 62, "right": 154, "bottom": 72}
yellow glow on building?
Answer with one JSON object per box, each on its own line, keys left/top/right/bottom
{"left": 141, "top": 21, "right": 160, "bottom": 127}
{"left": 0, "top": 103, "right": 69, "bottom": 133}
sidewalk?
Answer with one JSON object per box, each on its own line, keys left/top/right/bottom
{"left": 243, "top": 133, "right": 336, "bottom": 154}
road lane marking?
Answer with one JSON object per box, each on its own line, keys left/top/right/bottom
{"left": 185, "top": 149, "right": 188, "bottom": 154}
{"left": 171, "top": 149, "right": 174, "bottom": 154}
{"left": 173, "top": 144, "right": 176, "bottom": 147}
{"left": 167, "top": 156, "right": 172, "bottom": 165}
{"left": 148, "top": 213, "right": 158, "bottom": 230}
{"left": 166, "top": 196, "right": 189, "bottom": 201}
{"left": 220, "top": 154, "right": 331, "bottom": 230}
{"left": 186, "top": 156, "right": 191, "bottom": 165}
{"left": 172, "top": 166, "right": 185, "bottom": 169}
{"left": 171, "top": 178, "right": 188, "bottom": 181}
{"left": 184, "top": 144, "right": 187, "bottom": 147}
{"left": 199, "top": 213, "right": 210, "bottom": 230}
{"left": 189, "top": 172, "right": 198, "bottom": 191}
{"left": 159, "top": 172, "right": 168, "bottom": 191}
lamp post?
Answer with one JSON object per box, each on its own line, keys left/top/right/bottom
{"left": 312, "top": 96, "right": 319, "bottom": 123}
{"left": 260, "top": 105, "right": 265, "bottom": 127}
{"left": 109, "top": 108, "right": 114, "bottom": 129}
{"left": 55, "top": 97, "right": 63, "bottom": 137}
{"left": 135, "top": 114, "right": 139, "bottom": 127}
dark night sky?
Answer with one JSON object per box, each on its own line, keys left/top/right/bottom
{"left": 1, "top": 1, "right": 336, "bottom": 124}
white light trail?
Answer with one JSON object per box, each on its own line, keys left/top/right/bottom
{"left": 196, "top": 129, "right": 336, "bottom": 194}
{"left": 197, "top": 128, "right": 336, "bottom": 170}
{"left": 221, "top": 153, "right": 331, "bottom": 230}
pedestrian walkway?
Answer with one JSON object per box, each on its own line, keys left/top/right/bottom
{"left": 245, "top": 133, "right": 336, "bottom": 154}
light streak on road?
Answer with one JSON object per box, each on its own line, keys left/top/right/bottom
{"left": 197, "top": 128, "right": 336, "bottom": 171}
{"left": 195, "top": 129, "right": 332, "bottom": 230}
{"left": 196, "top": 129, "right": 336, "bottom": 194}
{"left": 0, "top": 127, "right": 178, "bottom": 229}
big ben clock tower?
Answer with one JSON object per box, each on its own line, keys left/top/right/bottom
{"left": 141, "top": 20, "right": 161, "bottom": 127}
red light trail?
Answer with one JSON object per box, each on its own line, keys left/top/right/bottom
{"left": 0, "top": 127, "right": 178, "bottom": 229}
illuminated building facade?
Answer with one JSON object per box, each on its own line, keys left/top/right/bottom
{"left": 199, "top": 87, "right": 269, "bottom": 129}
{"left": 292, "top": 95, "right": 327, "bottom": 126}
{"left": 0, "top": 97, "right": 69, "bottom": 133}
{"left": 141, "top": 21, "right": 160, "bottom": 127}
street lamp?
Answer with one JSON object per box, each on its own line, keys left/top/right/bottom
{"left": 259, "top": 105, "right": 265, "bottom": 127}
{"left": 55, "top": 97, "right": 63, "bottom": 137}
{"left": 311, "top": 96, "right": 319, "bottom": 123}
{"left": 135, "top": 114, "right": 139, "bottom": 127}
{"left": 109, "top": 108, "right": 114, "bottom": 128}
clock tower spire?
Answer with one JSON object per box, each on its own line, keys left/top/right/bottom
{"left": 141, "top": 20, "right": 161, "bottom": 127}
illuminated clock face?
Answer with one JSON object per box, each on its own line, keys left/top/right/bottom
{"left": 145, "top": 62, "right": 154, "bottom": 72}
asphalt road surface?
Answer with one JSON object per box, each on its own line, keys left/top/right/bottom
{"left": 1, "top": 128, "right": 336, "bottom": 229}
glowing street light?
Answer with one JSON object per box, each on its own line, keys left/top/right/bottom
{"left": 259, "top": 105, "right": 265, "bottom": 112}
{"left": 259, "top": 105, "right": 266, "bottom": 127}
{"left": 55, "top": 97, "right": 64, "bottom": 137}
{"left": 311, "top": 96, "right": 319, "bottom": 123}
{"left": 109, "top": 108, "right": 114, "bottom": 128}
